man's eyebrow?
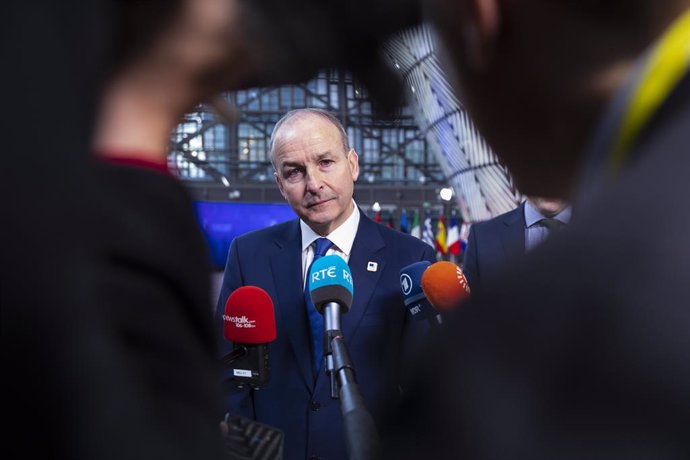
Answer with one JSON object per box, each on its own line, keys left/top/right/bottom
{"left": 315, "top": 151, "right": 336, "bottom": 160}
{"left": 279, "top": 160, "right": 303, "bottom": 169}
{"left": 279, "top": 152, "right": 335, "bottom": 168}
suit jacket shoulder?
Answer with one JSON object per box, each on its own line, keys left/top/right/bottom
{"left": 464, "top": 204, "right": 524, "bottom": 291}
{"left": 232, "top": 218, "right": 300, "bottom": 249}
{"left": 473, "top": 204, "right": 523, "bottom": 234}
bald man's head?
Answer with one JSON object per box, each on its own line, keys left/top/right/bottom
{"left": 270, "top": 108, "right": 349, "bottom": 167}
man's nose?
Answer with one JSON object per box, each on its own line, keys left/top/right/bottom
{"left": 305, "top": 167, "right": 324, "bottom": 192}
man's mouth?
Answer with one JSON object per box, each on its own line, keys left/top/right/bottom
{"left": 307, "top": 198, "right": 332, "bottom": 208}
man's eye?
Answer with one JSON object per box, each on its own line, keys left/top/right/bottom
{"left": 286, "top": 168, "right": 302, "bottom": 178}
{"left": 320, "top": 159, "right": 334, "bottom": 166}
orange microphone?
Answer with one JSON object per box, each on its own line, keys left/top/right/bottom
{"left": 420, "top": 261, "right": 471, "bottom": 312}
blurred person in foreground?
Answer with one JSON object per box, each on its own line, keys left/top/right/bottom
{"left": 6, "top": 1, "right": 256, "bottom": 458}
{"left": 3, "top": 0, "right": 422, "bottom": 458}
{"left": 384, "top": 0, "right": 690, "bottom": 458}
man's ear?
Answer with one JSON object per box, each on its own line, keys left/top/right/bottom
{"left": 274, "top": 172, "right": 287, "bottom": 199}
{"left": 347, "top": 149, "right": 360, "bottom": 182}
{"left": 464, "top": 0, "right": 501, "bottom": 71}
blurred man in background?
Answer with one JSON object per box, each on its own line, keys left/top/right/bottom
{"left": 386, "top": 0, "right": 690, "bottom": 457}
{"left": 463, "top": 196, "right": 571, "bottom": 292}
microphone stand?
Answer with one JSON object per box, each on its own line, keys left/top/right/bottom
{"left": 322, "top": 301, "right": 342, "bottom": 400}
{"left": 321, "top": 302, "right": 381, "bottom": 460}
{"left": 221, "top": 346, "right": 247, "bottom": 365}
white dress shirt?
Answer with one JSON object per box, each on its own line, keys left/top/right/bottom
{"left": 524, "top": 200, "right": 572, "bottom": 252}
{"left": 300, "top": 201, "right": 360, "bottom": 287}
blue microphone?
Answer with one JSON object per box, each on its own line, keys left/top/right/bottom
{"left": 309, "top": 257, "right": 380, "bottom": 456}
{"left": 399, "top": 261, "right": 437, "bottom": 321}
{"left": 308, "top": 254, "right": 355, "bottom": 400}
{"left": 308, "top": 254, "right": 354, "bottom": 314}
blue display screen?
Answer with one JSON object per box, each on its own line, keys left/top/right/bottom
{"left": 193, "top": 201, "right": 296, "bottom": 269}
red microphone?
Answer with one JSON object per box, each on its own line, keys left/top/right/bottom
{"left": 222, "top": 286, "right": 276, "bottom": 389}
{"left": 420, "top": 261, "right": 471, "bottom": 313}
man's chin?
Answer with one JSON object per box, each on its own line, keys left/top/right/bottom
{"left": 305, "top": 213, "right": 333, "bottom": 226}
{"left": 300, "top": 208, "right": 333, "bottom": 226}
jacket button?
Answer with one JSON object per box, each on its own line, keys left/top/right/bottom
{"left": 310, "top": 401, "right": 321, "bottom": 411}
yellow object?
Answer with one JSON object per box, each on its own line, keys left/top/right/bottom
{"left": 610, "top": 9, "right": 690, "bottom": 172}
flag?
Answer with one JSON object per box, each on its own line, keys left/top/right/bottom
{"left": 386, "top": 214, "right": 394, "bottom": 228}
{"left": 460, "top": 222, "right": 471, "bottom": 247}
{"left": 410, "top": 210, "right": 421, "bottom": 239}
{"left": 435, "top": 214, "right": 448, "bottom": 255}
{"left": 374, "top": 208, "right": 382, "bottom": 223}
{"left": 422, "top": 211, "right": 435, "bottom": 248}
{"left": 460, "top": 223, "right": 471, "bottom": 259}
{"left": 447, "top": 213, "right": 461, "bottom": 256}
{"left": 400, "top": 209, "right": 408, "bottom": 233}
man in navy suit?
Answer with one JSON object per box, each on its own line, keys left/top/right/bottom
{"left": 462, "top": 197, "right": 570, "bottom": 292}
{"left": 216, "top": 108, "right": 435, "bottom": 460}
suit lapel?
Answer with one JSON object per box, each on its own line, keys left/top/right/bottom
{"left": 342, "top": 213, "right": 385, "bottom": 338}
{"left": 500, "top": 203, "right": 526, "bottom": 263}
{"left": 269, "top": 220, "right": 313, "bottom": 390}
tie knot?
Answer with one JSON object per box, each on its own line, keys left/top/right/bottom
{"left": 540, "top": 218, "right": 565, "bottom": 231}
{"left": 313, "top": 238, "right": 333, "bottom": 258}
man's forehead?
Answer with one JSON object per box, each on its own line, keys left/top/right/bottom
{"left": 272, "top": 116, "right": 345, "bottom": 164}
{"left": 274, "top": 147, "right": 338, "bottom": 167}
{"left": 276, "top": 113, "right": 338, "bottom": 140}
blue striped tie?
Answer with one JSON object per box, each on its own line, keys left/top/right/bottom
{"left": 305, "top": 238, "right": 333, "bottom": 378}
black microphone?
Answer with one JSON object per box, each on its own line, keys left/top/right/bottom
{"left": 399, "top": 261, "right": 440, "bottom": 328}
{"left": 222, "top": 286, "right": 277, "bottom": 390}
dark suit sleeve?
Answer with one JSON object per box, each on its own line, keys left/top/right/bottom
{"left": 216, "top": 238, "right": 243, "bottom": 319}
{"left": 421, "top": 243, "right": 437, "bottom": 266}
{"left": 462, "top": 224, "right": 479, "bottom": 291}
{"left": 216, "top": 237, "right": 257, "bottom": 419}
{"left": 94, "top": 163, "right": 226, "bottom": 459}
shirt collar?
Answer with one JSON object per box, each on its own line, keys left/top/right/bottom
{"left": 300, "top": 200, "right": 360, "bottom": 256}
{"left": 524, "top": 200, "right": 572, "bottom": 228}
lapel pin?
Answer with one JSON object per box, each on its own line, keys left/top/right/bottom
{"left": 367, "top": 261, "right": 378, "bottom": 272}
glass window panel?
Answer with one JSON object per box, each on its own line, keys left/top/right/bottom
{"left": 280, "top": 87, "right": 291, "bottom": 109}
{"left": 294, "top": 87, "right": 305, "bottom": 105}
{"left": 172, "top": 70, "right": 437, "bottom": 185}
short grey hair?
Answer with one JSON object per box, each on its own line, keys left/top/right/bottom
{"left": 269, "top": 108, "right": 350, "bottom": 169}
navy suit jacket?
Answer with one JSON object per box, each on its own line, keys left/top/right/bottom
{"left": 462, "top": 202, "right": 526, "bottom": 293}
{"left": 216, "top": 211, "right": 436, "bottom": 460}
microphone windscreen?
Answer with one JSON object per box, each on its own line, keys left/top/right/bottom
{"left": 308, "top": 254, "right": 354, "bottom": 313}
{"left": 420, "top": 261, "right": 471, "bottom": 312}
{"left": 224, "top": 286, "right": 277, "bottom": 344}
{"left": 399, "top": 261, "right": 436, "bottom": 320}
